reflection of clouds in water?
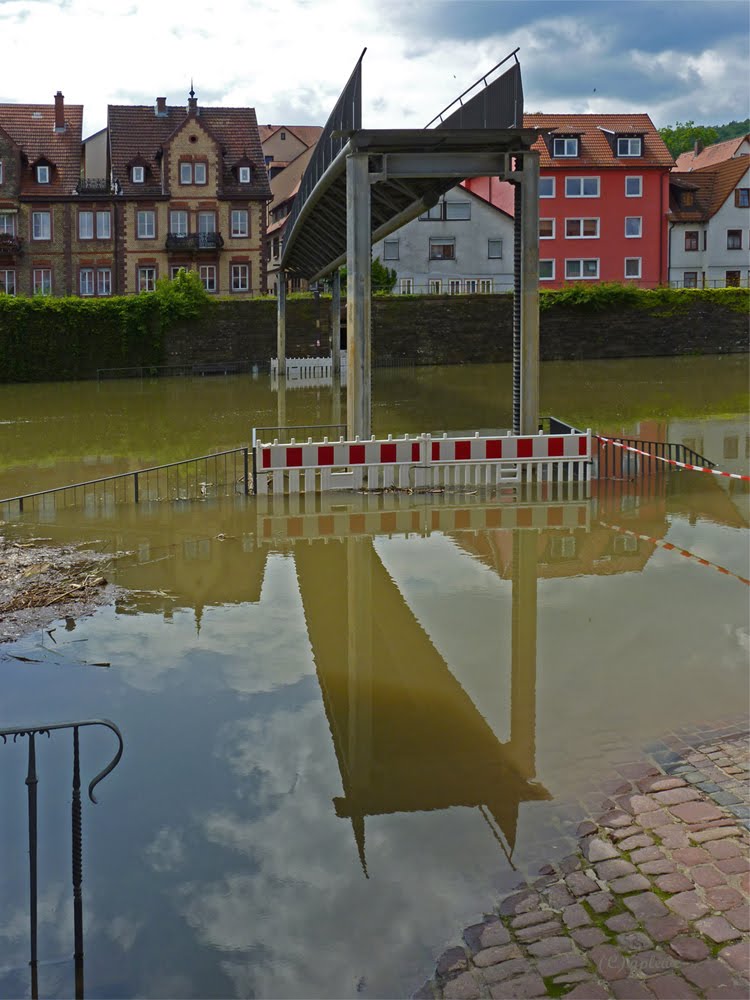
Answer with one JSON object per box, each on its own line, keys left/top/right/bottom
{"left": 175, "top": 697, "right": 518, "bottom": 999}
{"left": 85, "top": 554, "right": 314, "bottom": 695}
{"left": 145, "top": 826, "right": 186, "bottom": 872}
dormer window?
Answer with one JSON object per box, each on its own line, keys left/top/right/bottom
{"left": 681, "top": 190, "right": 695, "bottom": 207}
{"left": 553, "top": 137, "right": 578, "bottom": 158}
{"left": 239, "top": 166, "right": 251, "bottom": 183}
{"left": 132, "top": 165, "right": 144, "bottom": 183}
{"left": 36, "top": 165, "right": 50, "bottom": 183}
{"left": 617, "top": 137, "right": 642, "bottom": 157}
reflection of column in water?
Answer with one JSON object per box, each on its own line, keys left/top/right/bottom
{"left": 331, "top": 370, "right": 342, "bottom": 436}
{"left": 346, "top": 536, "right": 373, "bottom": 876}
{"left": 508, "top": 530, "right": 538, "bottom": 782}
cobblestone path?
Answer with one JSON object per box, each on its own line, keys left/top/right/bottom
{"left": 418, "top": 728, "right": 749, "bottom": 999}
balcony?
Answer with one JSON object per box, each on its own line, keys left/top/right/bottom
{"left": 0, "top": 234, "right": 22, "bottom": 256}
{"left": 76, "top": 178, "right": 114, "bottom": 195}
{"left": 165, "top": 232, "right": 224, "bottom": 251}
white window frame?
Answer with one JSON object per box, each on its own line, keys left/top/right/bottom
{"left": 382, "top": 239, "right": 399, "bottom": 260}
{"left": 419, "top": 204, "right": 443, "bottom": 221}
{"left": 170, "top": 266, "right": 186, "bottom": 280}
{"left": 137, "top": 266, "right": 156, "bottom": 293}
{"left": 78, "top": 211, "right": 94, "bottom": 240}
{"left": 36, "top": 164, "right": 50, "bottom": 184}
{"left": 488, "top": 238, "right": 503, "bottom": 259}
{"left": 199, "top": 264, "right": 217, "bottom": 293}
{"left": 727, "top": 229, "right": 742, "bottom": 250}
{"left": 399, "top": 277, "right": 413, "bottom": 294}
{"left": 539, "top": 177, "right": 555, "bottom": 198}
{"left": 198, "top": 211, "right": 216, "bottom": 235}
{"left": 539, "top": 218, "right": 555, "bottom": 240}
{"left": 448, "top": 279, "right": 462, "bottom": 295}
{"left": 479, "top": 278, "right": 493, "bottom": 293}
{"left": 97, "top": 268, "right": 111, "bottom": 296}
{"left": 194, "top": 162, "right": 207, "bottom": 185}
{"left": 0, "top": 213, "right": 14, "bottom": 235}
{"left": 683, "top": 271, "right": 698, "bottom": 289}
{"left": 132, "top": 165, "right": 144, "bottom": 183}
{"left": 179, "top": 162, "right": 193, "bottom": 184}
{"left": 32, "top": 211, "right": 51, "bottom": 240}
{"left": 565, "top": 258, "right": 599, "bottom": 280}
{"left": 565, "top": 218, "right": 600, "bottom": 239}
{"left": 429, "top": 237, "right": 455, "bottom": 261}
{"left": 540, "top": 259, "right": 555, "bottom": 281}
{"left": 137, "top": 210, "right": 155, "bottom": 239}
{"left": 231, "top": 264, "right": 249, "bottom": 292}
{"left": 238, "top": 166, "right": 251, "bottom": 183}
{"left": 624, "top": 257, "right": 642, "bottom": 279}
{"left": 617, "top": 137, "right": 642, "bottom": 157}
{"left": 625, "top": 176, "right": 642, "bottom": 198}
{"left": 444, "top": 201, "right": 471, "bottom": 221}
{"left": 464, "top": 279, "right": 478, "bottom": 294}
{"left": 33, "top": 268, "right": 52, "bottom": 295}
{"left": 231, "top": 209, "right": 249, "bottom": 238}
{"left": 625, "top": 216, "right": 642, "bottom": 238}
{"left": 0, "top": 269, "right": 16, "bottom": 295}
{"left": 170, "top": 210, "right": 188, "bottom": 237}
{"left": 565, "top": 176, "right": 600, "bottom": 198}
{"left": 428, "top": 279, "right": 442, "bottom": 294}
{"left": 79, "top": 268, "right": 95, "bottom": 297}
{"left": 553, "top": 137, "right": 578, "bottom": 157}
{"left": 96, "top": 211, "right": 111, "bottom": 239}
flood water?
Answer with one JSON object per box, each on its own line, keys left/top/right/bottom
{"left": 0, "top": 356, "right": 748, "bottom": 999}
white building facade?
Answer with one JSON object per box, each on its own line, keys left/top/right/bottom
{"left": 371, "top": 186, "right": 514, "bottom": 295}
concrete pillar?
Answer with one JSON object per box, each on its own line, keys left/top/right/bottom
{"left": 519, "top": 152, "right": 540, "bottom": 436}
{"left": 346, "top": 152, "right": 371, "bottom": 439}
{"left": 508, "top": 530, "right": 538, "bottom": 781}
{"left": 331, "top": 268, "right": 341, "bottom": 376}
{"left": 277, "top": 272, "right": 286, "bottom": 378}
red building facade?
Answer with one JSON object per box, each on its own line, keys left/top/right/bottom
{"left": 464, "top": 114, "right": 674, "bottom": 288}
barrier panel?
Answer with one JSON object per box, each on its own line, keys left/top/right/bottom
{"left": 270, "top": 354, "right": 347, "bottom": 382}
{"left": 253, "top": 429, "right": 592, "bottom": 496}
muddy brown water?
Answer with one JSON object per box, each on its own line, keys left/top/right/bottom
{"left": 0, "top": 356, "right": 748, "bottom": 999}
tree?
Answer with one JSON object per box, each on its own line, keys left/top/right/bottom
{"left": 337, "top": 257, "right": 397, "bottom": 294}
{"left": 658, "top": 121, "right": 719, "bottom": 158}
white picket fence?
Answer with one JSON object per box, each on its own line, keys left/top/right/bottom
{"left": 270, "top": 353, "right": 347, "bottom": 382}
{"left": 253, "top": 429, "right": 592, "bottom": 495}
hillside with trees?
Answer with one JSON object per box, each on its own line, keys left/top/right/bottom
{"left": 659, "top": 119, "right": 749, "bottom": 158}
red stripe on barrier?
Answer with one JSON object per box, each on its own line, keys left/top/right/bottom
{"left": 486, "top": 439, "right": 503, "bottom": 460}
{"left": 579, "top": 436, "right": 589, "bottom": 456}
{"left": 380, "top": 443, "right": 397, "bottom": 463}
{"left": 318, "top": 446, "right": 334, "bottom": 466}
{"left": 517, "top": 438, "right": 533, "bottom": 459}
{"left": 432, "top": 442, "right": 440, "bottom": 461}
{"left": 455, "top": 440, "right": 471, "bottom": 461}
{"left": 412, "top": 442, "right": 421, "bottom": 462}
{"left": 262, "top": 449, "right": 271, "bottom": 470}
{"left": 287, "top": 447, "right": 303, "bottom": 468}
{"left": 349, "top": 444, "right": 365, "bottom": 465}
{"left": 596, "top": 434, "right": 750, "bottom": 482}
{"left": 548, "top": 436, "right": 564, "bottom": 458}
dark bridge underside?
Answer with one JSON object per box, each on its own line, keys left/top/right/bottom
{"left": 280, "top": 127, "right": 539, "bottom": 280}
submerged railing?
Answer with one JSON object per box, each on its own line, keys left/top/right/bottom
{"left": 0, "top": 448, "right": 250, "bottom": 517}
{"left": 0, "top": 719, "right": 124, "bottom": 1000}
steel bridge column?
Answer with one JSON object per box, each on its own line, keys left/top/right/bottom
{"left": 520, "top": 151, "right": 540, "bottom": 435}
{"left": 509, "top": 529, "right": 538, "bottom": 781}
{"left": 277, "top": 273, "right": 286, "bottom": 378}
{"left": 331, "top": 268, "right": 341, "bottom": 376}
{"left": 346, "top": 152, "right": 372, "bottom": 440}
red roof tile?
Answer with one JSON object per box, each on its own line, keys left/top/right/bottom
{"left": 674, "top": 134, "right": 750, "bottom": 172}
{"left": 259, "top": 124, "right": 323, "bottom": 148}
{"left": 669, "top": 155, "right": 750, "bottom": 221}
{"left": 0, "top": 101, "right": 83, "bottom": 196}
{"left": 523, "top": 113, "right": 673, "bottom": 169}
{"left": 108, "top": 102, "right": 271, "bottom": 199}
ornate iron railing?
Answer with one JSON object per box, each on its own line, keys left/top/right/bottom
{"left": 0, "top": 233, "right": 23, "bottom": 255}
{"left": 75, "top": 178, "right": 113, "bottom": 195}
{"left": 165, "top": 232, "right": 224, "bottom": 251}
{"left": 0, "top": 719, "right": 124, "bottom": 999}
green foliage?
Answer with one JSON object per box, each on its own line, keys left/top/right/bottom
{"left": 0, "top": 273, "right": 210, "bottom": 382}
{"left": 540, "top": 282, "right": 749, "bottom": 315}
{"left": 658, "top": 120, "right": 719, "bottom": 157}
{"left": 714, "top": 118, "right": 750, "bottom": 143}
{"left": 337, "top": 257, "right": 397, "bottom": 293}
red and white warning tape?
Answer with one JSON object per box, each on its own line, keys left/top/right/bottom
{"left": 596, "top": 435, "right": 750, "bottom": 483}
{"left": 601, "top": 521, "right": 750, "bottom": 587}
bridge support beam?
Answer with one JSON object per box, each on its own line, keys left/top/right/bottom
{"left": 509, "top": 529, "right": 538, "bottom": 781}
{"left": 519, "top": 152, "right": 540, "bottom": 436}
{"left": 277, "top": 273, "right": 286, "bottom": 378}
{"left": 331, "top": 268, "right": 341, "bottom": 376}
{"left": 346, "top": 152, "right": 372, "bottom": 440}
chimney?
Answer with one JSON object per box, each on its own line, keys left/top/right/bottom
{"left": 155, "top": 96, "right": 167, "bottom": 117}
{"left": 54, "top": 91, "right": 65, "bottom": 132}
{"left": 694, "top": 139, "right": 703, "bottom": 156}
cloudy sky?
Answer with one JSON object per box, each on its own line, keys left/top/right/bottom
{"left": 0, "top": 0, "right": 748, "bottom": 137}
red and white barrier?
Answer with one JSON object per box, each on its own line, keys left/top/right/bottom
{"left": 596, "top": 435, "right": 750, "bottom": 483}
{"left": 254, "top": 430, "right": 592, "bottom": 495}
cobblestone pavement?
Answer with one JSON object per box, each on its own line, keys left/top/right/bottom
{"left": 417, "top": 727, "right": 749, "bottom": 1000}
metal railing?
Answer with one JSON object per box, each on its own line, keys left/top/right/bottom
{"left": 0, "top": 233, "right": 23, "bottom": 255}
{"left": 165, "top": 232, "right": 224, "bottom": 250}
{"left": 75, "top": 178, "right": 113, "bottom": 195}
{"left": 1, "top": 447, "right": 250, "bottom": 516}
{"left": 1, "top": 719, "right": 123, "bottom": 1000}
